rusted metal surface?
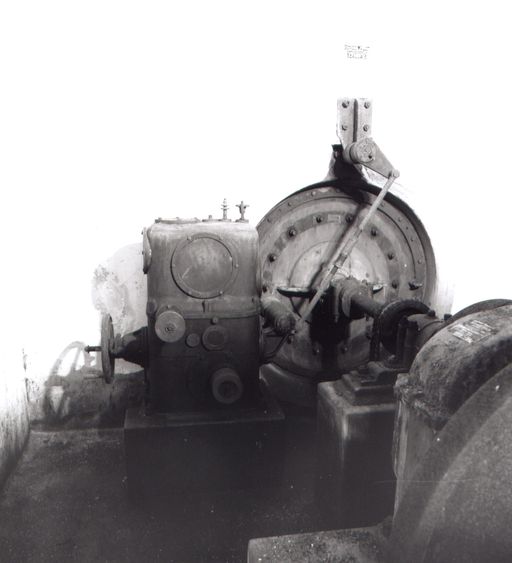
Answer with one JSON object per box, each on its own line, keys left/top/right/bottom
{"left": 297, "top": 171, "right": 398, "bottom": 330}
{"left": 145, "top": 218, "right": 261, "bottom": 412}
{"left": 393, "top": 301, "right": 512, "bottom": 508}
{"left": 396, "top": 302, "right": 512, "bottom": 429}
{"left": 390, "top": 362, "right": 512, "bottom": 563}
{"left": 261, "top": 295, "right": 296, "bottom": 336}
{"left": 258, "top": 183, "right": 436, "bottom": 382}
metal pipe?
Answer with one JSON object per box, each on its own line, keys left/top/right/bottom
{"left": 261, "top": 296, "right": 296, "bottom": 335}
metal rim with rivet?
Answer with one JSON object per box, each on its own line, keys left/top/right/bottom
{"left": 257, "top": 181, "right": 437, "bottom": 382}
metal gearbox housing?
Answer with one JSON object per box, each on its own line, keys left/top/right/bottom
{"left": 143, "top": 218, "right": 261, "bottom": 413}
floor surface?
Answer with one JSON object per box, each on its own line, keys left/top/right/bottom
{"left": 0, "top": 416, "right": 320, "bottom": 563}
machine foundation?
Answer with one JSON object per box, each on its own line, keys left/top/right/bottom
{"left": 316, "top": 379, "right": 396, "bottom": 528}
{"left": 124, "top": 381, "right": 285, "bottom": 501}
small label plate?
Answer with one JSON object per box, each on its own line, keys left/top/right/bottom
{"left": 448, "top": 319, "right": 497, "bottom": 344}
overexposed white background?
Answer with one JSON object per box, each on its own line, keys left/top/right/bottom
{"left": 1, "top": 1, "right": 511, "bottom": 388}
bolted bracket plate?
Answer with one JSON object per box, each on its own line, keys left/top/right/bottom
{"left": 337, "top": 97, "right": 373, "bottom": 149}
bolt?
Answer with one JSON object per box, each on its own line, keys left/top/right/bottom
{"left": 269, "top": 253, "right": 277, "bottom": 262}
{"left": 316, "top": 215, "right": 324, "bottom": 223}
{"left": 212, "top": 317, "right": 219, "bottom": 325}
{"left": 221, "top": 198, "right": 229, "bottom": 220}
{"left": 288, "top": 227, "right": 297, "bottom": 237}
{"left": 392, "top": 281, "right": 399, "bottom": 289}
{"left": 342, "top": 100, "right": 349, "bottom": 108}
{"left": 165, "top": 324, "right": 176, "bottom": 333}
{"left": 346, "top": 214, "right": 353, "bottom": 224}
{"left": 364, "top": 101, "right": 371, "bottom": 109}
{"left": 387, "top": 251, "right": 395, "bottom": 260}
{"left": 341, "top": 124, "right": 348, "bottom": 131}
{"left": 371, "top": 228, "right": 377, "bottom": 236}
{"left": 363, "top": 124, "right": 369, "bottom": 132}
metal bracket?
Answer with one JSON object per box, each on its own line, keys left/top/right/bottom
{"left": 335, "top": 97, "right": 398, "bottom": 180}
{"left": 344, "top": 137, "right": 397, "bottom": 178}
{"left": 337, "top": 97, "right": 373, "bottom": 149}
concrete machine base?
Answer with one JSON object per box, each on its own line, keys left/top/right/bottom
{"left": 316, "top": 379, "right": 397, "bottom": 529}
{"left": 124, "top": 387, "right": 285, "bottom": 501}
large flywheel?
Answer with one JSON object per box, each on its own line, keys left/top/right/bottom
{"left": 258, "top": 182, "right": 436, "bottom": 384}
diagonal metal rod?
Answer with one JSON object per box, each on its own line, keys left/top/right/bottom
{"left": 295, "top": 170, "right": 399, "bottom": 331}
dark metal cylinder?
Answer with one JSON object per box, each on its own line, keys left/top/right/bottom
{"left": 339, "top": 278, "right": 383, "bottom": 319}
{"left": 261, "top": 296, "right": 296, "bottom": 335}
{"left": 211, "top": 367, "right": 244, "bottom": 405}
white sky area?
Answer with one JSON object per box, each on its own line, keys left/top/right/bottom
{"left": 1, "top": 1, "right": 511, "bottom": 380}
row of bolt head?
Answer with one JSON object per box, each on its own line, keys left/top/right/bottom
{"left": 341, "top": 100, "right": 371, "bottom": 109}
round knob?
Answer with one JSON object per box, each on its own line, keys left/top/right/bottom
{"left": 155, "top": 310, "right": 186, "bottom": 343}
{"left": 211, "top": 367, "right": 243, "bottom": 405}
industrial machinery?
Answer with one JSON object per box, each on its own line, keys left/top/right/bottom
{"left": 86, "top": 98, "right": 439, "bottom": 499}
{"left": 87, "top": 98, "right": 512, "bottom": 560}
{"left": 248, "top": 299, "right": 512, "bottom": 563}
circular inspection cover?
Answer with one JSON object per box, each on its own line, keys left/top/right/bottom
{"left": 171, "top": 234, "right": 237, "bottom": 299}
{"left": 258, "top": 182, "right": 437, "bottom": 381}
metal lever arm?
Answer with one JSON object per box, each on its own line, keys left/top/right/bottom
{"left": 343, "top": 137, "right": 396, "bottom": 178}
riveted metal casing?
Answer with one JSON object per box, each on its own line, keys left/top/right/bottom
{"left": 143, "top": 218, "right": 260, "bottom": 412}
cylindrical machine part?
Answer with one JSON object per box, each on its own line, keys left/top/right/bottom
{"left": 338, "top": 278, "right": 383, "bottom": 319}
{"left": 154, "top": 309, "right": 186, "bottom": 343}
{"left": 393, "top": 301, "right": 512, "bottom": 507}
{"left": 261, "top": 295, "right": 296, "bottom": 335}
{"left": 211, "top": 367, "right": 244, "bottom": 404}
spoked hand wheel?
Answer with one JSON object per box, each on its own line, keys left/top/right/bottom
{"left": 85, "top": 314, "right": 116, "bottom": 383}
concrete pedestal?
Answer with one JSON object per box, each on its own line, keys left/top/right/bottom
{"left": 124, "top": 387, "right": 285, "bottom": 501}
{"left": 316, "top": 380, "right": 396, "bottom": 528}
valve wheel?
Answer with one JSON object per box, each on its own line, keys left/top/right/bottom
{"left": 101, "top": 314, "right": 115, "bottom": 383}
